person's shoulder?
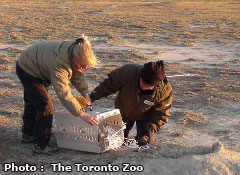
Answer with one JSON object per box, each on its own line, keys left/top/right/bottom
{"left": 34, "top": 40, "right": 58, "bottom": 45}
{"left": 154, "top": 81, "right": 172, "bottom": 102}
{"left": 117, "top": 64, "right": 141, "bottom": 76}
{"left": 110, "top": 64, "right": 140, "bottom": 79}
{"left": 121, "top": 64, "right": 142, "bottom": 71}
{"left": 35, "top": 40, "right": 74, "bottom": 47}
{"left": 122, "top": 63, "right": 141, "bottom": 68}
{"left": 30, "top": 41, "right": 59, "bottom": 49}
{"left": 156, "top": 80, "right": 172, "bottom": 94}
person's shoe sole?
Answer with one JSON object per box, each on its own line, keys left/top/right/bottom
{"left": 32, "top": 146, "right": 58, "bottom": 155}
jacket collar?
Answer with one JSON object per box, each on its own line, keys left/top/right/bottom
{"left": 68, "top": 42, "right": 76, "bottom": 69}
{"left": 55, "top": 41, "right": 75, "bottom": 68}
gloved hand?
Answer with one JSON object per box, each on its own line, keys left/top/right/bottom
{"left": 84, "top": 94, "right": 91, "bottom": 105}
{"left": 137, "top": 135, "right": 149, "bottom": 146}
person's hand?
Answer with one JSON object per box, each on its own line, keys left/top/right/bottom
{"left": 81, "top": 113, "right": 98, "bottom": 126}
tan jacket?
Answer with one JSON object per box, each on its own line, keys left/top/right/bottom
{"left": 90, "top": 64, "right": 173, "bottom": 137}
{"left": 18, "top": 40, "right": 88, "bottom": 116}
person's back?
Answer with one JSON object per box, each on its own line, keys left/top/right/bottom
{"left": 17, "top": 41, "right": 74, "bottom": 83}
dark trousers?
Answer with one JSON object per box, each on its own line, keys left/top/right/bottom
{"left": 123, "top": 119, "right": 156, "bottom": 144}
{"left": 16, "top": 62, "right": 53, "bottom": 149}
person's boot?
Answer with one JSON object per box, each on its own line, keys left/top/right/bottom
{"left": 32, "top": 144, "right": 58, "bottom": 155}
{"left": 21, "top": 133, "right": 34, "bottom": 143}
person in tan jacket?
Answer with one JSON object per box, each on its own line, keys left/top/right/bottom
{"left": 90, "top": 60, "right": 173, "bottom": 146}
{"left": 16, "top": 35, "right": 98, "bottom": 154}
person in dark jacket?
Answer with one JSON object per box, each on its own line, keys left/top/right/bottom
{"left": 90, "top": 60, "right": 173, "bottom": 146}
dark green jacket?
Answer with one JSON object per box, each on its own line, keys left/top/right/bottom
{"left": 90, "top": 64, "right": 173, "bottom": 138}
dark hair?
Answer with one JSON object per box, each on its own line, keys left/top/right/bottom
{"left": 140, "top": 60, "right": 167, "bottom": 86}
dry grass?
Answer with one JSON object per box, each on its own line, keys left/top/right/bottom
{"left": 0, "top": 0, "right": 239, "bottom": 46}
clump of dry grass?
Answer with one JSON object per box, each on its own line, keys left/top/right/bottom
{"left": 153, "top": 50, "right": 161, "bottom": 56}
{"left": 170, "top": 36, "right": 181, "bottom": 44}
{"left": 178, "top": 110, "right": 207, "bottom": 127}
{"left": 0, "top": 64, "right": 14, "bottom": 71}
{"left": 0, "top": 52, "right": 9, "bottom": 64}
{"left": 230, "top": 58, "right": 240, "bottom": 64}
{"left": 0, "top": 116, "right": 21, "bottom": 127}
{"left": 128, "top": 49, "right": 152, "bottom": 61}
{"left": 182, "top": 40, "right": 195, "bottom": 47}
{"left": 184, "top": 58, "right": 204, "bottom": 62}
{"left": 107, "top": 34, "right": 129, "bottom": 45}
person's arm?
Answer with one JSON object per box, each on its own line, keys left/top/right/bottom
{"left": 90, "top": 66, "right": 126, "bottom": 102}
{"left": 51, "top": 65, "right": 98, "bottom": 125}
{"left": 70, "top": 74, "right": 89, "bottom": 97}
{"left": 139, "top": 83, "right": 173, "bottom": 144}
{"left": 71, "top": 74, "right": 91, "bottom": 104}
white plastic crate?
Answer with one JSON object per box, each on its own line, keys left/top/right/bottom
{"left": 53, "top": 106, "right": 125, "bottom": 153}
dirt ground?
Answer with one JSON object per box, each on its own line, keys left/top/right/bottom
{"left": 0, "top": 0, "right": 240, "bottom": 174}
